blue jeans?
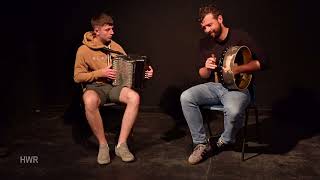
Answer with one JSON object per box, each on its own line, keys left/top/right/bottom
{"left": 180, "top": 82, "right": 250, "bottom": 144}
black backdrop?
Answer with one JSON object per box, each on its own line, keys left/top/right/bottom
{"left": 1, "top": 0, "right": 319, "bottom": 119}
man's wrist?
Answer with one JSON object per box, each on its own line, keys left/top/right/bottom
{"left": 203, "top": 67, "right": 211, "bottom": 72}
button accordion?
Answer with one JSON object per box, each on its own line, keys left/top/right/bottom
{"left": 112, "top": 55, "right": 148, "bottom": 89}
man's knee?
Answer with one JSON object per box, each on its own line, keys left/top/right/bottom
{"left": 180, "top": 90, "right": 193, "bottom": 104}
{"left": 224, "top": 105, "right": 243, "bottom": 118}
{"left": 129, "top": 91, "right": 140, "bottom": 105}
{"left": 83, "top": 90, "right": 100, "bottom": 110}
{"left": 122, "top": 88, "right": 140, "bottom": 105}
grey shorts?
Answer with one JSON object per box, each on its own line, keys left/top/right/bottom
{"left": 85, "top": 83, "right": 124, "bottom": 105}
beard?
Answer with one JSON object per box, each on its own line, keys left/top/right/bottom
{"left": 210, "top": 24, "right": 222, "bottom": 40}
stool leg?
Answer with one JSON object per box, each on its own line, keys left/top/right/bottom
{"left": 242, "top": 108, "right": 249, "bottom": 161}
{"left": 205, "top": 110, "right": 213, "bottom": 137}
{"left": 254, "top": 107, "right": 260, "bottom": 143}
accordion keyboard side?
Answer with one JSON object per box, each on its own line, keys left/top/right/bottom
{"left": 133, "top": 59, "right": 146, "bottom": 89}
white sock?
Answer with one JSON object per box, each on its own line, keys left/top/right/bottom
{"left": 100, "top": 144, "right": 109, "bottom": 148}
{"left": 116, "top": 142, "right": 126, "bottom": 148}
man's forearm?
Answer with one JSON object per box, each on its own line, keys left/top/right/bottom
{"left": 233, "top": 60, "right": 261, "bottom": 74}
{"left": 74, "top": 70, "right": 103, "bottom": 83}
{"left": 199, "top": 67, "right": 211, "bottom": 79}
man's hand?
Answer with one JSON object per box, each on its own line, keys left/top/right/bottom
{"left": 205, "top": 54, "right": 217, "bottom": 70}
{"left": 199, "top": 54, "right": 217, "bottom": 79}
{"left": 100, "top": 64, "right": 117, "bottom": 80}
{"left": 222, "top": 66, "right": 233, "bottom": 74}
{"left": 223, "top": 63, "right": 240, "bottom": 75}
{"left": 145, "top": 66, "right": 153, "bottom": 79}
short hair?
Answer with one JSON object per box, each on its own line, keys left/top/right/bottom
{"left": 198, "top": 4, "right": 222, "bottom": 22}
{"left": 91, "top": 12, "right": 114, "bottom": 29}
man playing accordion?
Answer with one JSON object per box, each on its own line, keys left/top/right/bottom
{"left": 74, "top": 12, "right": 153, "bottom": 165}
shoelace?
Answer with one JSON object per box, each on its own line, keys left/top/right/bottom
{"left": 193, "top": 144, "right": 207, "bottom": 156}
{"left": 216, "top": 139, "right": 225, "bottom": 147}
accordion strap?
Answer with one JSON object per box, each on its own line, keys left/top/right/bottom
{"left": 100, "top": 46, "right": 124, "bottom": 55}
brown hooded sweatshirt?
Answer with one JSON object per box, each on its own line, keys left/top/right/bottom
{"left": 73, "top": 31, "right": 126, "bottom": 84}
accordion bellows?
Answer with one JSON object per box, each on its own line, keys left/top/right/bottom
{"left": 112, "top": 55, "right": 147, "bottom": 89}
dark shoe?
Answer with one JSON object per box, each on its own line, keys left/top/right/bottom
{"left": 212, "top": 138, "right": 235, "bottom": 155}
{"left": 188, "top": 143, "right": 212, "bottom": 165}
